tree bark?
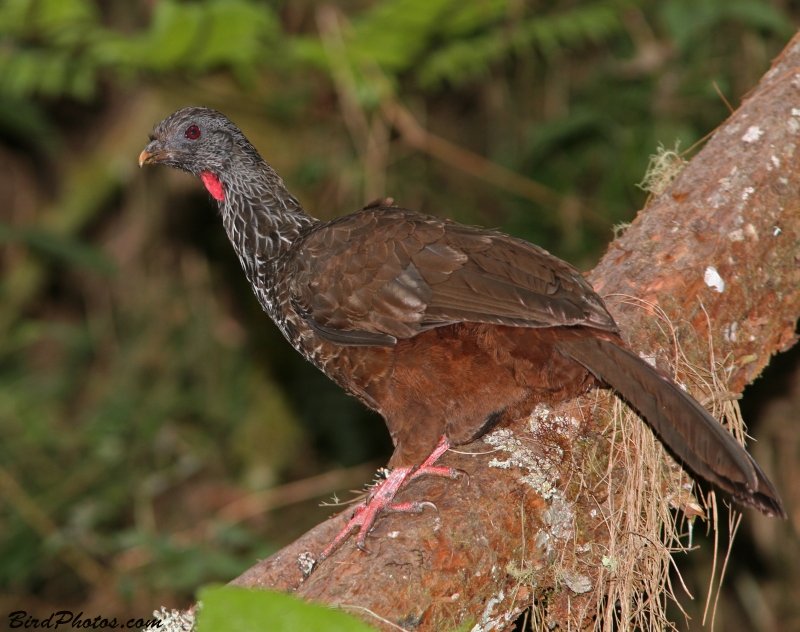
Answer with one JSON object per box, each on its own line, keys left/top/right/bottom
{"left": 229, "top": 34, "right": 800, "bottom": 631}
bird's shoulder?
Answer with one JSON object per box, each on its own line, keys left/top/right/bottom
{"left": 287, "top": 206, "right": 446, "bottom": 338}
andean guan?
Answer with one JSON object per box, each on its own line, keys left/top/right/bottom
{"left": 139, "top": 106, "right": 786, "bottom": 561}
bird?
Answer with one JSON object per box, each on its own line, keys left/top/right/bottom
{"left": 139, "top": 106, "right": 786, "bottom": 561}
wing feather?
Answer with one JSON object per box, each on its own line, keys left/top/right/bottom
{"left": 289, "top": 207, "right": 617, "bottom": 345}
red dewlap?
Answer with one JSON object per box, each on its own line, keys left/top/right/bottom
{"left": 201, "top": 171, "right": 225, "bottom": 201}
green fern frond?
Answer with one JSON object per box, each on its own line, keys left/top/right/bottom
{"left": 661, "top": 0, "right": 792, "bottom": 51}
{"left": 418, "top": 1, "right": 630, "bottom": 88}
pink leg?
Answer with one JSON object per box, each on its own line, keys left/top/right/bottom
{"left": 317, "top": 437, "right": 463, "bottom": 564}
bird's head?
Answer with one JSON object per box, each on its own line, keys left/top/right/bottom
{"left": 139, "top": 106, "right": 258, "bottom": 202}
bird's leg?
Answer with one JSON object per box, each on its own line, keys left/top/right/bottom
{"left": 386, "top": 438, "right": 466, "bottom": 513}
{"left": 318, "top": 436, "right": 462, "bottom": 563}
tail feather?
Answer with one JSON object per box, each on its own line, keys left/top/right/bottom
{"left": 555, "top": 337, "right": 786, "bottom": 519}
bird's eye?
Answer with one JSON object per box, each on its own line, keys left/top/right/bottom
{"left": 185, "top": 125, "right": 201, "bottom": 140}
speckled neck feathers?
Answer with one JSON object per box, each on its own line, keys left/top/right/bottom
{"left": 216, "top": 153, "right": 317, "bottom": 289}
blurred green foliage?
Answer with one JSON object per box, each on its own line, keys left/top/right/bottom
{"left": 0, "top": 0, "right": 796, "bottom": 628}
{"left": 0, "top": 0, "right": 277, "bottom": 99}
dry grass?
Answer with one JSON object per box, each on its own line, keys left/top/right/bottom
{"left": 637, "top": 143, "right": 688, "bottom": 202}
{"left": 581, "top": 297, "right": 746, "bottom": 632}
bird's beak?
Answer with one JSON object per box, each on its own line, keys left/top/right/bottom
{"left": 138, "top": 148, "right": 154, "bottom": 167}
{"left": 138, "top": 140, "right": 173, "bottom": 167}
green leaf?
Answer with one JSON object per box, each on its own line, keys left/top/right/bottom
{"left": 347, "top": 0, "right": 459, "bottom": 71}
{"left": 196, "top": 586, "right": 379, "bottom": 632}
{"left": 139, "top": 1, "right": 205, "bottom": 70}
{"left": 68, "top": 58, "right": 96, "bottom": 100}
{"left": 726, "top": 0, "right": 793, "bottom": 36}
{"left": 193, "top": 0, "right": 277, "bottom": 69}
{"left": 35, "top": 0, "right": 99, "bottom": 35}
{"left": 36, "top": 52, "right": 69, "bottom": 97}
{"left": 661, "top": 0, "right": 793, "bottom": 51}
{"left": 0, "top": 0, "right": 36, "bottom": 36}
{"left": 441, "top": 0, "right": 510, "bottom": 38}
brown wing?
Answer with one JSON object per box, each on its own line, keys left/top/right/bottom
{"left": 289, "top": 207, "right": 617, "bottom": 345}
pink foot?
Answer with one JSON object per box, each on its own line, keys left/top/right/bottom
{"left": 408, "top": 437, "right": 466, "bottom": 484}
{"left": 317, "top": 437, "right": 463, "bottom": 564}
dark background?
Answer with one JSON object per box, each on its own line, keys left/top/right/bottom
{"left": 0, "top": 0, "right": 798, "bottom": 629}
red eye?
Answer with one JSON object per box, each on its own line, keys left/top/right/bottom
{"left": 185, "top": 125, "right": 201, "bottom": 140}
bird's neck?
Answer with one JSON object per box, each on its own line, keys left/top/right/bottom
{"left": 215, "top": 157, "right": 318, "bottom": 284}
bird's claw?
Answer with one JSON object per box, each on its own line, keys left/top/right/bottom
{"left": 454, "top": 468, "right": 470, "bottom": 485}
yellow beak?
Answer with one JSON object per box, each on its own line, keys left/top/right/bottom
{"left": 139, "top": 140, "right": 174, "bottom": 167}
{"left": 138, "top": 148, "right": 155, "bottom": 167}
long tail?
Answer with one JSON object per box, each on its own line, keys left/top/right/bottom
{"left": 554, "top": 337, "right": 786, "bottom": 518}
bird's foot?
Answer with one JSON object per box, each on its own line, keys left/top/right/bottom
{"left": 317, "top": 437, "right": 463, "bottom": 564}
{"left": 408, "top": 437, "right": 467, "bottom": 484}
{"left": 408, "top": 464, "right": 467, "bottom": 484}
{"left": 319, "top": 465, "right": 418, "bottom": 560}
